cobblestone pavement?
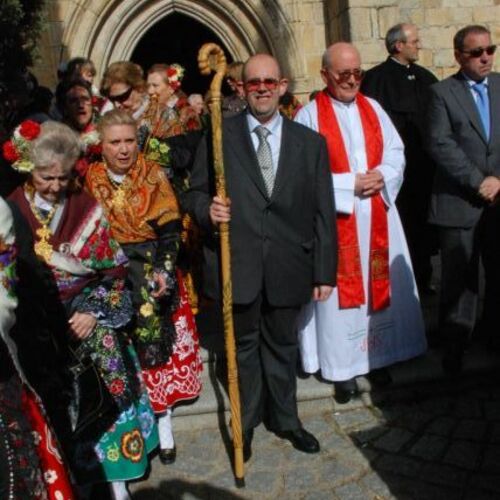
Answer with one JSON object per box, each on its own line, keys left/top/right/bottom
{"left": 129, "top": 369, "right": 500, "bottom": 499}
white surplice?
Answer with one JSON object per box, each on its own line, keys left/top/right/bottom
{"left": 295, "top": 95, "right": 427, "bottom": 381}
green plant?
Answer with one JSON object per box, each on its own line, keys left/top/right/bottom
{"left": 0, "top": 0, "right": 47, "bottom": 73}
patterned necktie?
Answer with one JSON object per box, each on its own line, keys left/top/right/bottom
{"left": 473, "top": 82, "right": 490, "bottom": 140}
{"left": 254, "top": 125, "right": 274, "bottom": 196}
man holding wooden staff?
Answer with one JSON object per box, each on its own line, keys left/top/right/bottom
{"left": 183, "top": 54, "right": 337, "bottom": 461}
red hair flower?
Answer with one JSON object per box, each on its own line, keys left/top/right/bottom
{"left": 2, "top": 140, "right": 20, "bottom": 163}
{"left": 19, "top": 120, "right": 41, "bottom": 140}
{"left": 88, "top": 143, "right": 102, "bottom": 157}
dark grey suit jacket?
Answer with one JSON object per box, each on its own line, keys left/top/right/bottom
{"left": 181, "top": 112, "right": 337, "bottom": 307}
{"left": 427, "top": 72, "right": 500, "bottom": 228}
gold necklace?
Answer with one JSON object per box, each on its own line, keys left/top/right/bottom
{"left": 27, "top": 188, "right": 59, "bottom": 263}
{"left": 106, "top": 168, "right": 129, "bottom": 210}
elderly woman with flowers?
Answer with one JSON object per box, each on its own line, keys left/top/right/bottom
{"left": 4, "top": 120, "right": 158, "bottom": 500}
{"left": 85, "top": 109, "right": 202, "bottom": 466}
{"left": 142, "top": 63, "right": 201, "bottom": 146}
{"left": 141, "top": 63, "right": 204, "bottom": 313}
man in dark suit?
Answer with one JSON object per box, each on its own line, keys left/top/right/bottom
{"left": 182, "top": 54, "right": 337, "bottom": 459}
{"left": 427, "top": 25, "right": 500, "bottom": 373}
{"left": 362, "top": 23, "right": 438, "bottom": 295}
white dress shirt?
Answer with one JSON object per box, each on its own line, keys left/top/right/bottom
{"left": 246, "top": 111, "right": 283, "bottom": 175}
{"left": 463, "top": 73, "right": 489, "bottom": 103}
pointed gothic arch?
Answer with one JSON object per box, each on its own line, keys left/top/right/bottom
{"left": 62, "top": 0, "right": 307, "bottom": 91}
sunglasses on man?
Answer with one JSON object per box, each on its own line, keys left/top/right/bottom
{"left": 325, "top": 68, "right": 365, "bottom": 84}
{"left": 108, "top": 86, "right": 134, "bottom": 103}
{"left": 460, "top": 45, "right": 497, "bottom": 58}
{"left": 244, "top": 78, "right": 281, "bottom": 92}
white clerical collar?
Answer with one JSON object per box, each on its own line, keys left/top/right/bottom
{"left": 329, "top": 94, "right": 357, "bottom": 108}
{"left": 246, "top": 110, "right": 282, "bottom": 135}
{"left": 107, "top": 170, "right": 126, "bottom": 183}
{"left": 390, "top": 56, "right": 411, "bottom": 68}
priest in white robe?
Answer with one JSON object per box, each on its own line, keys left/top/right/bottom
{"left": 295, "top": 42, "right": 427, "bottom": 401}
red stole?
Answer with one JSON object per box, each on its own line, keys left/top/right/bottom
{"left": 316, "top": 89, "right": 390, "bottom": 311}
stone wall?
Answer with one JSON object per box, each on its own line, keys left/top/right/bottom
{"left": 327, "top": 0, "right": 500, "bottom": 79}
{"left": 33, "top": 0, "right": 500, "bottom": 95}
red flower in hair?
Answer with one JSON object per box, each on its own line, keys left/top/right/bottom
{"left": 2, "top": 140, "right": 20, "bottom": 163}
{"left": 88, "top": 143, "right": 102, "bottom": 157}
{"left": 166, "top": 68, "right": 177, "bottom": 78}
{"left": 19, "top": 120, "right": 41, "bottom": 140}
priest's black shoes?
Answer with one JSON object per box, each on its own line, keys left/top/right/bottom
{"left": 334, "top": 378, "right": 358, "bottom": 404}
{"left": 276, "top": 428, "right": 320, "bottom": 454}
{"left": 243, "top": 429, "right": 254, "bottom": 462}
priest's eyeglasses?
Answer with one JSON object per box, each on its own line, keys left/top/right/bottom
{"left": 244, "top": 78, "right": 281, "bottom": 92}
{"left": 460, "top": 45, "right": 497, "bottom": 58}
{"left": 331, "top": 69, "right": 365, "bottom": 84}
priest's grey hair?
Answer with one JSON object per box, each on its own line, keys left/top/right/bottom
{"left": 385, "top": 24, "right": 410, "bottom": 55}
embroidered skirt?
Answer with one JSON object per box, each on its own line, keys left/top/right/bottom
{"left": 142, "top": 274, "right": 202, "bottom": 413}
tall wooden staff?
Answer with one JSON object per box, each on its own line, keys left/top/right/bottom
{"left": 198, "top": 43, "right": 245, "bottom": 486}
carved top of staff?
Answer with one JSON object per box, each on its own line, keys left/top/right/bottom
{"left": 198, "top": 43, "right": 227, "bottom": 102}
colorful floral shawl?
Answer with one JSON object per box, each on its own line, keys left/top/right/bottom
{"left": 9, "top": 185, "right": 128, "bottom": 301}
{"left": 85, "top": 154, "right": 180, "bottom": 244}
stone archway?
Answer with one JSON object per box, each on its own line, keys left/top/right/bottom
{"left": 62, "top": 0, "right": 306, "bottom": 90}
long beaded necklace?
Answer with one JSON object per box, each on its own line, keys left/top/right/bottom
{"left": 27, "top": 186, "right": 59, "bottom": 264}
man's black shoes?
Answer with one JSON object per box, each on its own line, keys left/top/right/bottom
{"left": 243, "top": 429, "right": 254, "bottom": 462}
{"left": 276, "top": 428, "right": 320, "bottom": 454}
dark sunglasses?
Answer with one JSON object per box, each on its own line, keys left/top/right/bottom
{"left": 244, "top": 78, "right": 280, "bottom": 92}
{"left": 461, "top": 45, "right": 497, "bottom": 58}
{"left": 108, "top": 86, "right": 133, "bottom": 103}
{"left": 333, "top": 69, "right": 365, "bottom": 84}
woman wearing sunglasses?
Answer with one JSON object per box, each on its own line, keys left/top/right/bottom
{"left": 101, "top": 62, "right": 150, "bottom": 121}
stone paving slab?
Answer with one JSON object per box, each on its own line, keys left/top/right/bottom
{"left": 129, "top": 370, "right": 500, "bottom": 499}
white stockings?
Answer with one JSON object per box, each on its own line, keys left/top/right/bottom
{"left": 109, "top": 480, "right": 131, "bottom": 500}
{"left": 158, "top": 408, "right": 174, "bottom": 449}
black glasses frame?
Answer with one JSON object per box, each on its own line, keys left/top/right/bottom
{"left": 108, "top": 86, "right": 134, "bottom": 103}
{"left": 460, "top": 45, "right": 497, "bottom": 58}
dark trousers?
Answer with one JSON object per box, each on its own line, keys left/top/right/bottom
{"left": 438, "top": 206, "right": 500, "bottom": 348}
{"left": 233, "top": 292, "right": 301, "bottom": 433}
{"left": 397, "top": 194, "right": 436, "bottom": 289}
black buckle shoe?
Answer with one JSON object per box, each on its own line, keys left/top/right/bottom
{"left": 276, "top": 428, "right": 320, "bottom": 454}
{"left": 159, "top": 446, "right": 176, "bottom": 465}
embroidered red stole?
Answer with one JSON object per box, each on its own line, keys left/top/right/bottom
{"left": 316, "top": 89, "right": 390, "bottom": 311}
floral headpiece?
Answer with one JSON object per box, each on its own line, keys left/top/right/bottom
{"left": 2, "top": 120, "right": 41, "bottom": 173}
{"left": 75, "top": 126, "right": 102, "bottom": 178}
{"left": 166, "top": 64, "right": 185, "bottom": 91}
